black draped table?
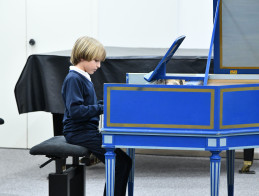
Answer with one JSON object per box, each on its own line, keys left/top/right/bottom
{"left": 15, "top": 47, "right": 212, "bottom": 115}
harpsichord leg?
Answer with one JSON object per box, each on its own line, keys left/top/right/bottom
{"left": 105, "top": 148, "right": 116, "bottom": 196}
{"left": 127, "top": 148, "right": 135, "bottom": 196}
{"left": 210, "top": 151, "right": 221, "bottom": 196}
{"left": 226, "top": 150, "right": 235, "bottom": 196}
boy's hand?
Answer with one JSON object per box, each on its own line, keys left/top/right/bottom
{"left": 97, "top": 100, "right": 104, "bottom": 114}
{"left": 97, "top": 100, "right": 103, "bottom": 105}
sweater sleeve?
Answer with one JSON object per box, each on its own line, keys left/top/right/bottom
{"left": 63, "top": 77, "right": 103, "bottom": 120}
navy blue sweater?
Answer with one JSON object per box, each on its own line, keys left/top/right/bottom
{"left": 62, "top": 70, "right": 103, "bottom": 133}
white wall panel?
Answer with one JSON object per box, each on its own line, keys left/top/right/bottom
{"left": 27, "top": 112, "right": 53, "bottom": 148}
{"left": 0, "top": 0, "right": 27, "bottom": 148}
{"left": 99, "top": 0, "right": 213, "bottom": 49}
{"left": 99, "top": 0, "right": 180, "bottom": 48}
{"left": 26, "top": 0, "right": 99, "bottom": 54}
{"left": 178, "top": 0, "right": 213, "bottom": 49}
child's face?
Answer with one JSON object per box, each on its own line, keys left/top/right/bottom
{"left": 79, "top": 59, "right": 101, "bottom": 74}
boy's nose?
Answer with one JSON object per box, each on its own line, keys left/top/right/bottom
{"left": 97, "top": 62, "right": 101, "bottom": 68}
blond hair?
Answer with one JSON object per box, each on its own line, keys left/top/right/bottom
{"left": 70, "top": 36, "right": 106, "bottom": 65}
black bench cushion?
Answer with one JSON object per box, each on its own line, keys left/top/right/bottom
{"left": 30, "top": 136, "right": 89, "bottom": 158}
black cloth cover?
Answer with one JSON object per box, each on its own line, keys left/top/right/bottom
{"left": 15, "top": 53, "right": 213, "bottom": 114}
{"left": 29, "top": 136, "right": 89, "bottom": 157}
{"left": 15, "top": 55, "right": 70, "bottom": 114}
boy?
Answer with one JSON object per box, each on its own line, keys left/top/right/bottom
{"left": 62, "top": 36, "right": 132, "bottom": 196}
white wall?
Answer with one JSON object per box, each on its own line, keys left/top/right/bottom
{"left": 178, "top": 0, "right": 213, "bottom": 49}
{"left": 26, "top": 0, "right": 99, "bottom": 54}
{"left": 0, "top": 0, "right": 27, "bottom": 148}
{"left": 98, "top": 0, "right": 213, "bottom": 49}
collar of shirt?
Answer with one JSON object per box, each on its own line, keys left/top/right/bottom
{"left": 69, "top": 66, "right": 92, "bottom": 82}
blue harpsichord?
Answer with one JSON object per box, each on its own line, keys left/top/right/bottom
{"left": 101, "top": 1, "right": 259, "bottom": 196}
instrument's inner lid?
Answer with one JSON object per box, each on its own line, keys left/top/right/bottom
{"left": 144, "top": 35, "right": 186, "bottom": 82}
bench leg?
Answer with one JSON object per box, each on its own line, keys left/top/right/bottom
{"left": 69, "top": 164, "right": 85, "bottom": 196}
{"left": 49, "top": 172, "right": 69, "bottom": 196}
{"left": 49, "top": 158, "right": 85, "bottom": 196}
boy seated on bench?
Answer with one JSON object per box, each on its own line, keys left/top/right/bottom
{"left": 61, "top": 36, "right": 132, "bottom": 196}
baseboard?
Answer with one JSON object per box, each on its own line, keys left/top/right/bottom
{"left": 134, "top": 149, "right": 259, "bottom": 159}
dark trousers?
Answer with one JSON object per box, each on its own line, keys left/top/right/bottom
{"left": 64, "top": 130, "right": 132, "bottom": 196}
{"left": 244, "top": 148, "right": 254, "bottom": 162}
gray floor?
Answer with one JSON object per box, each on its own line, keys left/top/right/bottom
{"left": 0, "top": 148, "right": 258, "bottom": 196}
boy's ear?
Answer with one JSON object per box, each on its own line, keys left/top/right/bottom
{"left": 80, "top": 59, "right": 89, "bottom": 62}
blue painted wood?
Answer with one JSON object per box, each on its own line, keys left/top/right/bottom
{"left": 104, "top": 83, "right": 216, "bottom": 131}
{"left": 102, "top": 131, "right": 259, "bottom": 196}
{"left": 109, "top": 87, "right": 212, "bottom": 125}
{"left": 102, "top": 82, "right": 259, "bottom": 196}
{"left": 210, "top": 151, "right": 221, "bottom": 196}
{"left": 222, "top": 90, "right": 259, "bottom": 126}
{"left": 103, "top": 134, "right": 208, "bottom": 150}
{"left": 104, "top": 83, "right": 259, "bottom": 133}
{"left": 226, "top": 150, "right": 235, "bottom": 196}
{"left": 204, "top": 0, "right": 221, "bottom": 85}
{"left": 105, "top": 149, "right": 116, "bottom": 196}
{"left": 213, "top": 0, "right": 221, "bottom": 74}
